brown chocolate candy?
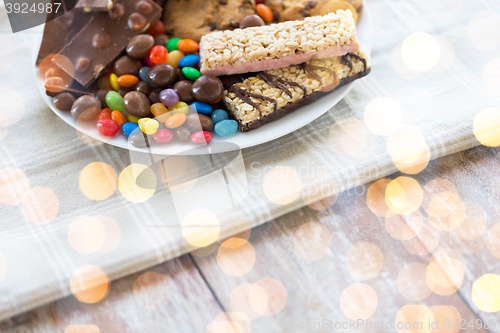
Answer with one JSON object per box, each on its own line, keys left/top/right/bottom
{"left": 124, "top": 91, "right": 151, "bottom": 117}
{"left": 192, "top": 76, "right": 224, "bottom": 103}
{"left": 109, "top": 3, "right": 125, "bottom": 18}
{"left": 185, "top": 113, "right": 214, "bottom": 132}
{"left": 53, "top": 92, "right": 75, "bottom": 111}
{"left": 95, "top": 89, "right": 109, "bottom": 107}
{"left": 128, "top": 13, "right": 147, "bottom": 30}
{"left": 126, "top": 34, "right": 155, "bottom": 59}
{"left": 174, "top": 126, "right": 191, "bottom": 142}
{"left": 135, "top": 81, "right": 152, "bottom": 95}
{"left": 148, "top": 64, "right": 177, "bottom": 88}
{"left": 71, "top": 95, "right": 102, "bottom": 120}
{"left": 118, "top": 86, "right": 133, "bottom": 97}
{"left": 148, "top": 88, "right": 162, "bottom": 104}
{"left": 175, "top": 68, "right": 186, "bottom": 81}
{"left": 129, "top": 132, "right": 150, "bottom": 148}
{"left": 173, "top": 80, "right": 195, "bottom": 103}
{"left": 240, "top": 15, "right": 265, "bottom": 29}
{"left": 92, "top": 32, "right": 111, "bottom": 48}
{"left": 154, "top": 34, "right": 169, "bottom": 46}
{"left": 114, "top": 55, "right": 142, "bottom": 76}
{"left": 135, "top": 0, "right": 153, "bottom": 14}
{"left": 76, "top": 57, "right": 91, "bottom": 73}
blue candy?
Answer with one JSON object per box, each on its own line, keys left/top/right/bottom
{"left": 178, "top": 55, "right": 200, "bottom": 68}
{"left": 215, "top": 120, "right": 238, "bottom": 137}
{"left": 211, "top": 109, "right": 229, "bottom": 124}
{"left": 139, "top": 67, "right": 158, "bottom": 88}
{"left": 191, "top": 101, "right": 213, "bottom": 115}
{"left": 122, "top": 122, "right": 140, "bottom": 137}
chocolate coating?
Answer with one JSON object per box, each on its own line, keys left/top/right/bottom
{"left": 240, "top": 15, "right": 265, "bottom": 29}
{"left": 114, "top": 55, "right": 142, "bottom": 76}
{"left": 53, "top": 92, "right": 75, "bottom": 111}
{"left": 154, "top": 34, "right": 169, "bottom": 46}
{"left": 173, "top": 80, "right": 195, "bottom": 103}
{"left": 95, "top": 89, "right": 109, "bottom": 108}
{"left": 76, "top": 57, "right": 91, "bottom": 73}
{"left": 71, "top": 95, "right": 102, "bottom": 120}
{"left": 135, "top": 81, "right": 152, "bottom": 95}
{"left": 118, "top": 86, "right": 133, "bottom": 97}
{"left": 109, "top": 3, "right": 125, "bottom": 19}
{"left": 148, "top": 88, "right": 162, "bottom": 104}
{"left": 128, "top": 13, "right": 147, "bottom": 30}
{"left": 174, "top": 126, "right": 191, "bottom": 142}
{"left": 185, "top": 114, "right": 214, "bottom": 132}
{"left": 124, "top": 91, "right": 151, "bottom": 117}
{"left": 126, "top": 34, "right": 155, "bottom": 59}
{"left": 192, "top": 76, "right": 224, "bottom": 103}
{"left": 149, "top": 64, "right": 177, "bottom": 88}
{"left": 135, "top": 0, "right": 153, "bottom": 14}
{"left": 175, "top": 68, "right": 186, "bottom": 81}
{"left": 93, "top": 32, "right": 111, "bottom": 48}
{"left": 129, "top": 132, "right": 149, "bottom": 148}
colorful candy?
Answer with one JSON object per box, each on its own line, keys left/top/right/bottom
{"left": 117, "top": 74, "right": 139, "bottom": 87}
{"left": 150, "top": 102, "right": 171, "bottom": 122}
{"left": 109, "top": 73, "right": 120, "bottom": 91}
{"left": 139, "top": 67, "right": 158, "bottom": 88}
{"left": 178, "top": 55, "right": 200, "bottom": 68}
{"left": 127, "top": 114, "right": 140, "bottom": 123}
{"left": 182, "top": 67, "right": 202, "bottom": 81}
{"left": 256, "top": 3, "right": 273, "bottom": 23}
{"left": 211, "top": 109, "right": 229, "bottom": 124}
{"left": 214, "top": 119, "right": 238, "bottom": 137}
{"left": 167, "top": 38, "right": 181, "bottom": 52}
{"left": 105, "top": 91, "right": 125, "bottom": 111}
{"left": 96, "top": 119, "right": 120, "bottom": 136}
{"left": 149, "top": 45, "right": 168, "bottom": 65}
{"left": 165, "top": 113, "right": 187, "bottom": 129}
{"left": 153, "top": 129, "right": 174, "bottom": 144}
{"left": 98, "top": 108, "right": 112, "bottom": 120}
{"left": 111, "top": 110, "right": 127, "bottom": 128}
{"left": 191, "top": 101, "right": 213, "bottom": 115}
{"left": 168, "top": 101, "right": 189, "bottom": 114}
{"left": 191, "top": 131, "right": 213, "bottom": 144}
{"left": 159, "top": 89, "right": 179, "bottom": 107}
{"left": 185, "top": 113, "right": 214, "bottom": 132}
{"left": 177, "top": 39, "right": 199, "bottom": 53}
{"left": 138, "top": 118, "right": 160, "bottom": 135}
{"left": 192, "top": 75, "right": 224, "bottom": 103}
{"left": 166, "top": 50, "right": 185, "bottom": 68}
{"left": 148, "top": 20, "right": 165, "bottom": 37}
{"left": 122, "top": 122, "right": 140, "bottom": 137}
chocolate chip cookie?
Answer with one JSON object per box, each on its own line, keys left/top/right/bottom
{"left": 163, "top": 0, "right": 256, "bottom": 42}
{"left": 267, "top": 0, "right": 362, "bottom": 22}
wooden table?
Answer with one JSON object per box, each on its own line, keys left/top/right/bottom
{"left": 2, "top": 145, "right": 500, "bottom": 333}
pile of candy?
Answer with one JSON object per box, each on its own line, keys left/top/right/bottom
{"left": 52, "top": 20, "right": 239, "bottom": 148}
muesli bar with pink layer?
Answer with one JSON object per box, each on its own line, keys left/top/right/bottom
{"left": 199, "top": 10, "right": 359, "bottom": 76}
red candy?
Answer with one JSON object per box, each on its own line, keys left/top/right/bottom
{"left": 97, "top": 108, "right": 112, "bottom": 120}
{"left": 153, "top": 129, "right": 174, "bottom": 144}
{"left": 96, "top": 119, "right": 120, "bottom": 136}
{"left": 149, "top": 45, "right": 168, "bottom": 65}
{"left": 148, "top": 20, "right": 165, "bottom": 37}
{"left": 190, "top": 131, "right": 213, "bottom": 144}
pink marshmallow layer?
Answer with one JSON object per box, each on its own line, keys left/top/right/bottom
{"left": 200, "top": 42, "right": 359, "bottom": 76}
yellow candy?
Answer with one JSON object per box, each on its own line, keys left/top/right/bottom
{"left": 127, "top": 114, "right": 140, "bottom": 123}
{"left": 168, "top": 101, "right": 189, "bottom": 115}
{"left": 109, "top": 73, "right": 120, "bottom": 91}
{"left": 166, "top": 50, "right": 185, "bottom": 68}
{"left": 139, "top": 118, "right": 159, "bottom": 135}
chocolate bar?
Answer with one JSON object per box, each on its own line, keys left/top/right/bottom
{"left": 223, "top": 50, "right": 371, "bottom": 132}
{"left": 52, "top": 0, "right": 162, "bottom": 87}
{"left": 200, "top": 10, "right": 359, "bottom": 76}
{"left": 75, "top": 0, "right": 114, "bottom": 11}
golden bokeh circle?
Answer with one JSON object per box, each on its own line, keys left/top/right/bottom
{"left": 397, "top": 262, "right": 432, "bottom": 301}
{"left": 118, "top": 164, "right": 156, "bottom": 203}
{"left": 340, "top": 283, "right": 377, "bottom": 320}
{"left": 473, "top": 107, "right": 500, "bottom": 147}
{"left": 385, "top": 177, "right": 423, "bottom": 215}
{"left": 467, "top": 13, "right": 500, "bottom": 50}
{"left": 401, "top": 33, "right": 440, "bottom": 72}
{"left": 385, "top": 210, "right": 423, "bottom": 241}
{"left": 206, "top": 312, "right": 251, "bottom": 333}
{"left": 293, "top": 222, "right": 332, "bottom": 261}
{"left": 364, "top": 97, "right": 402, "bottom": 136}
{"left": 483, "top": 58, "right": 500, "bottom": 96}
{"left": 70, "top": 265, "right": 110, "bottom": 304}
{"left": 22, "top": 186, "right": 59, "bottom": 225}
{"left": 487, "top": 223, "right": 500, "bottom": 259}
{"left": 426, "top": 257, "right": 464, "bottom": 296}
{"left": 387, "top": 126, "right": 430, "bottom": 174}
{"left": 422, "top": 178, "right": 458, "bottom": 210}
{"left": 68, "top": 215, "right": 121, "bottom": 254}
{"left": 255, "top": 278, "right": 287, "bottom": 316}
{"left": 429, "top": 36, "right": 455, "bottom": 73}
{"left": 162, "top": 155, "right": 198, "bottom": 193}
{"left": 366, "top": 179, "right": 392, "bottom": 217}
{"left": 263, "top": 166, "right": 302, "bottom": 205}
{"left": 453, "top": 215, "right": 486, "bottom": 241}
{"left": 217, "top": 238, "right": 255, "bottom": 276}
{"left": 217, "top": 209, "right": 252, "bottom": 243}
{"left": 230, "top": 283, "right": 268, "bottom": 321}
{"left": 329, "top": 117, "right": 375, "bottom": 157}
{"left": 427, "top": 192, "right": 466, "bottom": 231}
{"left": 472, "top": 274, "right": 500, "bottom": 313}
{"left": 346, "top": 242, "right": 383, "bottom": 280}
{"left": 300, "top": 173, "right": 339, "bottom": 211}
{"left": 395, "top": 305, "right": 433, "bottom": 333}
{"left": 79, "top": 162, "right": 117, "bottom": 201}
{"left": 430, "top": 248, "right": 466, "bottom": 270}
{"left": 182, "top": 209, "right": 220, "bottom": 248}
{"left": 429, "top": 305, "right": 461, "bottom": 333}
{"left": 190, "top": 242, "right": 219, "bottom": 257}
{"left": 133, "top": 271, "right": 170, "bottom": 310}
{"left": 402, "top": 222, "right": 439, "bottom": 256}
{"left": 0, "top": 167, "right": 29, "bottom": 206}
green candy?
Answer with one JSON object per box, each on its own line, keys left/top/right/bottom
{"left": 167, "top": 38, "right": 182, "bottom": 52}
{"left": 105, "top": 91, "right": 125, "bottom": 112}
{"left": 182, "top": 67, "right": 202, "bottom": 81}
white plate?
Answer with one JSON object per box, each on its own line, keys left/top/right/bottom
{"left": 34, "top": 2, "right": 373, "bottom": 155}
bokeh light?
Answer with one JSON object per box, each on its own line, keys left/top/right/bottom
{"left": 391, "top": 43, "right": 422, "bottom": 80}
{"left": 293, "top": 222, "right": 332, "bottom": 261}
{"left": 162, "top": 155, "right": 198, "bottom": 193}
{"left": 230, "top": 283, "right": 268, "bottom": 321}
{"left": 483, "top": 58, "right": 500, "bottom": 96}
{"left": 453, "top": 203, "right": 486, "bottom": 241}
{"left": 22, "top": 186, "right": 59, "bottom": 225}
{"left": 467, "top": 13, "right": 500, "bottom": 50}
{"left": 452, "top": 233, "right": 486, "bottom": 255}
{"left": 430, "top": 248, "right": 466, "bottom": 270}
{"left": 402, "top": 222, "right": 440, "bottom": 256}
{"left": 0, "top": 167, "right": 29, "bottom": 205}
{"left": 190, "top": 242, "right": 219, "bottom": 257}
{"left": 118, "top": 164, "right": 156, "bottom": 203}
{"left": 364, "top": 98, "right": 402, "bottom": 136}
{"left": 300, "top": 173, "right": 339, "bottom": 211}
{"left": 401, "top": 33, "right": 440, "bottom": 72}
{"left": 182, "top": 209, "right": 220, "bottom": 248}
{"left": 429, "top": 305, "right": 461, "bottom": 333}
{"left": 422, "top": 178, "right": 458, "bottom": 210}
{"left": 427, "top": 192, "right": 466, "bottom": 231}
{"left": 426, "top": 257, "right": 464, "bottom": 296}
{"left": 471, "top": 274, "right": 500, "bottom": 313}
{"left": 64, "top": 325, "right": 101, "bottom": 333}
{"left": 329, "top": 117, "right": 375, "bottom": 157}
{"left": 395, "top": 305, "right": 433, "bottom": 333}
{"left": 385, "top": 177, "right": 423, "bottom": 215}
{"left": 385, "top": 210, "right": 423, "bottom": 241}
{"left": 346, "top": 242, "right": 383, "bottom": 280}
{"left": 68, "top": 215, "right": 121, "bottom": 254}
{"left": 217, "top": 238, "right": 255, "bottom": 276}
{"left": 429, "top": 36, "right": 455, "bottom": 73}
{"left": 263, "top": 166, "right": 301, "bottom": 205}
{"left": 397, "top": 262, "right": 432, "bottom": 301}
{"left": 255, "top": 278, "right": 287, "bottom": 316}
{"left": 0, "top": 254, "right": 6, "bottom": 283}
{"left": 487, "top": 223, "right": 500, "bottom": 258}
{"left": 133, "top": 271, "right": 170, "bottom": 310}
{"left": 79, "top": 162, "right": 117, "bottom": 201}
{"left": 367, "top": 179, "right": 392, "bottom": 217}
{"left": 474, "top": 107, "right": 500, "bottom": 147}
{"left": 387, "top": 126, "right": 430, "bottom": 174}
{"left": 0, "top": 88, "right": 24, "bottom": 127}
{"left": 217, "top": 210, "right": 252, "bottom": 243}
{"left": 206, "top": 312, "right": 251, "bottom": 333}
{"left": 340, "top": 283, "right": 377, "bottom": 320}
{"left": 70, "top": 265, "right": 110, "bottom": 304}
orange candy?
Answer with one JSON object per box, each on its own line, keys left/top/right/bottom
{"left": 111, "top": 111, "right": 127, "bottom": 128}
{"left": 177, "top": 39, "right": 199, "bottom": 53}
{"left": 150, "top": 103, "right": 172, "bottom": 122}
{"left": 165, "top": 113, "right": 186, "bottom": 129}
{"left": 117, "top": 75, "right": 139, "bottom": 87}
{"left": 97, "top": 108, "right": 112, "bottom": 121}
{"left": 256, "top": 4, "right": 273, "bottom": 23}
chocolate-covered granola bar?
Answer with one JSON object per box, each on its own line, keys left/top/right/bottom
{"left": 223, "top": 50, "right": 370, "bottom": 131}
